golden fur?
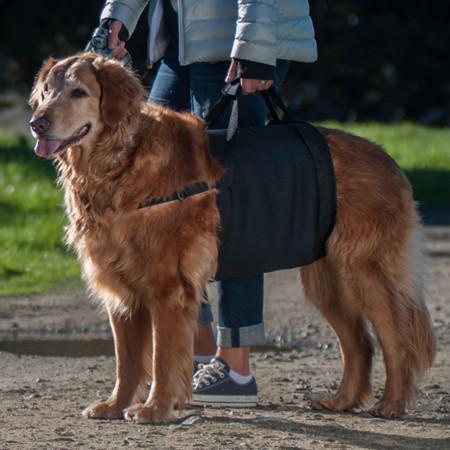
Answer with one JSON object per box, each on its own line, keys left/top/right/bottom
{"left": 29, "top": 53, "right": 436, "bottom": 423}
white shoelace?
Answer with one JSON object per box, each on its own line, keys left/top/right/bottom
{"left": 193, "top": 360, "right": 227, "bottom": 389}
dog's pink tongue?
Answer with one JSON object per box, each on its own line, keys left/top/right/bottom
{"left": 34, "top": 138, "right": 62, "bottom": 158}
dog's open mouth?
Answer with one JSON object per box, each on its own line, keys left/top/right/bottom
{"left": 34, "top": 123, "right": 91, "bottom": 158}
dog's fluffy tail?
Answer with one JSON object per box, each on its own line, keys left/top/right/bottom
{"left": 400, "top": 220, "right": 436, "bottom": 378}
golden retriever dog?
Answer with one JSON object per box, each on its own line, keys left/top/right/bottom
{"left": 29, "top": 53, "right": 436, "bottom": 423}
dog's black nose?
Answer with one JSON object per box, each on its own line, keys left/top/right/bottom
{"left": 30, "top": 116, "right": 51, "bottom": 134}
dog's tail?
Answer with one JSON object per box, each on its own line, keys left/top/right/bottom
{"left": 399, "top": 218, "right": 436, "bottom": 379}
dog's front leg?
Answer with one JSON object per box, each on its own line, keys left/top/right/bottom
{"left": 124, "top": 288, "right": 198, "bottom": 424}
{"left": 83, "top": 305, "right": 152, "bottom": 420}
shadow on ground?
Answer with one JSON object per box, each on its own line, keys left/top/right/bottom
{"left": 207, "top": 414, "right": 450, "bottom": 449}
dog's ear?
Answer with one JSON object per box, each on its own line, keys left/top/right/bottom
{"left": 29, "top": 57, "right": 57, "bottom": 110}
{"left": 92, "top": 58, "right": 145, "bottom": 128}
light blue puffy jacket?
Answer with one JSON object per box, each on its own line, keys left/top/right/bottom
{"left": 100, "top": 0, "right": 317, "bottom": 67}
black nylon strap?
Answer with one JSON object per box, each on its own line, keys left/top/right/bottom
{"left": 138, "top": 181, "right": 212, "bottom": 209}
{"left": 260, "top": 89, "right": 281, "bottom": 123}
{"left": 287, "top": 123, "right": 336, "bottom": 255}
{"left": 204, "top": 78, "right": 241, "bottom": 128}
{"left": 261, "top": 86, "right": 293, "bottom": 122}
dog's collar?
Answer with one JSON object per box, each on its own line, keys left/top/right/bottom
{"left": 138, "top": 181, "right": 214, "bottom": 209}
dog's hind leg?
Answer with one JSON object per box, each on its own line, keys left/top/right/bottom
{"left": 301, "top": 259, "right": 374, "bottom": 411}
{"left": 319, "top": 127, "right": 436, "bottom": 417}
{"left": 337, "top": 224, "right": 435, "bottom": 418}
{"left": 355, "top": 243, "right": 435, "bottom": 417}
{"left": 340, "top": 266, "right": 430, "bottom": 418}
{"left": 83, "top": 303, "right": 152, "bottom": 420}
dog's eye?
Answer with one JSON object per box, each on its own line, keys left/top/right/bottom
{"left": 71, "top": 88, "right": 88, "bottom": 98}
{"left": 41, "top": 83, "right": 49, "bottom": 100}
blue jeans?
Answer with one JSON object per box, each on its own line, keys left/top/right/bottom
{"left": 149, "top": 48, "right": 288, "bottom": 347}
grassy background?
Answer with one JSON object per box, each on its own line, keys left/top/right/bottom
{"left": 322, "top": 122, "right": 450, "bottom": 206}
{"left": 0, "top": 122, "right": 449, "bottom": 296}
{"left": 0, "top": 131, "right": 80, "bottom": 295}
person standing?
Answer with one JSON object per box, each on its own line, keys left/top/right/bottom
{"left": 95, "top": 0, "right": 317, "bottom": 407}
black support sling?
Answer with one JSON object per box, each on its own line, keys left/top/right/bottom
{"left": 206, "top": 80, "right": 337, "bottom": 280}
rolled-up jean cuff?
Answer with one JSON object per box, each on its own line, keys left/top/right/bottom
{"left": 216, "top": 323, "right": 265, "bottom": 348}
{"left": 198, "top": 302, "right": 213, "bottom": 326}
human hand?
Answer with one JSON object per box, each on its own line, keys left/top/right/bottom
{"left": 225, "top": 59, "right": 274, "bottom": 95}
{"left": 107, "top": 20, "right": 127, "bottom": 58}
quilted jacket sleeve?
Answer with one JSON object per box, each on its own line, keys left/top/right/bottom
{"left": 230, "top": 0, "right": 278, "bottom": 67}
{"left": 100, "top": 0, "right": 149, "bottom": 36}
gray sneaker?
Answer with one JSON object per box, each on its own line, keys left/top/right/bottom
{"left": 191, "top": 357, "right": 258, "bottom": 407}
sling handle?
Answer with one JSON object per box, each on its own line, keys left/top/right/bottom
{"left": 205, "top": 78, "right": 293, "bottom": 129}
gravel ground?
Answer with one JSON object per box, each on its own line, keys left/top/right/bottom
{"left": 0, "top": 226, "right": 449, "bottom": 449}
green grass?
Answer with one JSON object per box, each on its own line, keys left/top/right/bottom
{"left": 0, "top": 131, "right": 80, "bottom": 295}
{"left": 319, "top": 122, "right": 450, "bottom": 205}
{"left": 0, "top": 122, "right": 449, "bottom": 296}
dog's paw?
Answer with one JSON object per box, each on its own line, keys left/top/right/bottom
{"left": 124, "top": 403, "right": 174, "bottom": 424}
{"left": 369, "top": 399, "right": 405, "bottom": 419}
{"left": 82, "top": 400, "right": 125, "bottom": 420}
{"left": 309, "top": 393, "right": 357, "bottom": 412}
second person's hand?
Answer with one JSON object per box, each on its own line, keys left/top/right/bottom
{"left": 107, "top": 20, "right": 127, "bottom": 58}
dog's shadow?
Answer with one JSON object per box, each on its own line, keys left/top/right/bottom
{"left": 179, "top": 406, "right": 448, "bottom": 450}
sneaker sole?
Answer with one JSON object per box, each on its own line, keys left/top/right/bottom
{"left": 190, "top": 394, "right": 258, "bottom": 408}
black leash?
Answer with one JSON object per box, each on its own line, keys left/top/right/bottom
{"left": 138, "top": 181, "right": 212, "bottom": 209}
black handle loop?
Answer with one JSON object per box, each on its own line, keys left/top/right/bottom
{"left": 261, "top": 85, "right": 293, "bottom": 123}
{"left": 205, "top": 77, "right": 292, "bottom": 129}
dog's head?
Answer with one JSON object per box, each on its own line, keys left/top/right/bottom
{"left": 29, "top": 53, "right": 145, "bottom": 159}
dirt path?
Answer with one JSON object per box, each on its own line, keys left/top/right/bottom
{"left": 0, "top": 227, "right": 449, "bottom": 449}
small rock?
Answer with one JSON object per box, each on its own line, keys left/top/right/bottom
{"left": 437, "top": 394, "right": 450, "bottom": 413}
{"left": 181, "top": 415, "right": 202, "bottom": 425}
{"left": 24, "top": 393, "right": 40, "bottom": 400}
{"left": 272, "top": 377, "right": 291, "bottom": 383}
